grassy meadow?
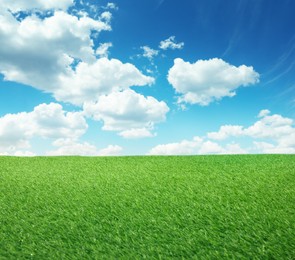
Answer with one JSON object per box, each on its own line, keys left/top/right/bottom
{"left": 0, "top": 155, "right": 294, "bottom": 259}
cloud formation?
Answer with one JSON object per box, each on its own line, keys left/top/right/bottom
{"left": 137, "top": 36, "right": 184, "bottom": 62}
{"left": 96, "top": 42, "right": 113, "bottom": 58}
{"left": 168, "top": 58, "right": 259, "bottom": 105}
{"left": 0, "top": 103, "right": 87, "bottom": 153}
{"left": 207, "top": 125, "right": 244, "bottom": 140}
{"left": 0, "top": 1, "right": 170, "bottom": 147}
{"left": 140, "top": 46, "right": 159, "bottom": 60}
{"left": 147, "top": 137, "right": 247, "bottom": 155}
{"left": 0, "top": 0, "right": 74, "bottom": 12}
{"left": 0, "top": 4, "right": 155, "bottom": 106}
{"left": 208, "top": 110, "right": 295, "bottom": 153}
{"left": 118, "top": 128, "right": 155, "bottom": 139}
{"left": 56, "top": 58, "right": 154, "bottom": 105}
{"left": 0, "top": 10, "right": 111, "bottom": 91}
{"left": 47, "top": 139, "right": 122, "bottom": 156}
{"left": 149, "top": 110, "right": 295, "bottom": 155}
{"left": 105, "top": 2, "right": 118, "bottom": 11}
{"left": 159, "top": 36, "right": 184, "bottom": 50}
{"left": 84, "top": 89, "right": 169, "bottom": 137}
{"left": 148, "top": 137, "right": 203, "bottom": 155}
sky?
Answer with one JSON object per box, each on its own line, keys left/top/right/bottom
{"left": 0, "top": 0, "right": 295, "bottom": 156}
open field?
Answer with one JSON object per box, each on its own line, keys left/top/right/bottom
{"left": 0, "top": 155, "right": 294, "bottom": 259}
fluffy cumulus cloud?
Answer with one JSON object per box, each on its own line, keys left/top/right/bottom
{"left": 0, "top": 2, "right": 155, "bottom": 105}
{"left": 253, "top": 142, "right": 295, "bottom": 154}
{"left": 0, "top": 103, "right": 87, "bottom": 154}
{"left": 84, "top": 89, "right": 169, "bottom": 137}
{"left": 198, "top": 141, "right": 225, "bottom": 155}
{"left": 0, "top": 9, "right": 111, "bottom": 91}
{"left": 97, "top": 145, "right": 123, "bottom": 156}
{"left": 0, "top": 0, "right": 74, "bottom": 12}
{"left": 118, "top": 128, "right": 155, "bottom": 139}
{"left": 207, "top": 125, "right": 244, "bottom": 140}
{"left": 56, "top": 58, "right": 155, "bottom": 105}
{"left": 223, "top": 143, "right": 247, "bottom": 154}
{"left": 168, "top": 58, "right": 259, "bottom": 105}
{"left": 0, "top": 1, "right": 168, "bottom": 145}
{"left": 244, "top": 113, "right": 294, "bottom": 140}
{"left": 47, "top": 141, "right": 98, "bottom": 156}
{"left": 46, "top": 139, "right": 122, "bottom": 156}
{"left": 245, "top": 112, "right": 295, "bottom": 153}
{"left": 258, "top": 109, "right": 271, "bottom": 118}
{"left": 159, "top": 36, "right": 184, "bottom": 50}
{"left": 148, "top": 137, "right": 203, "bottom": 155}
{"left": 0, "top": 151, "right": 36, "bottom": 156}
{"left": 148, "top": 110, "right": 295, "bottom": 155}
{"left": 0, "top": 103, "right": 124, "bottom": 156}
{"left": 148, "top": 137, "right": 247, "bottom": 155}
{"left": 208, "top": 110, "right": 295, "bottom": 153}
{"left": 148, "top": 137, "right": 248, "bottom": 155}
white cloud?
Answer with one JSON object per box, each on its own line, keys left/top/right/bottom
{"left": 0, "top": 10, "right": 111, "bottom": 95}
{"left": 254, "top": 141, "right": 295, "bottom": 154}
{"left": 56, "top": 58, "right": 154, "bottom": 105}
{"left": 159, "top": 36, "right": 184, "bottom": 50}
{"left": 198, "top": 141, "right": 225, "bottom": 154}
{"left": 97, "top": 145, "right": 123, "bottom": 156}
{"left": 0, "top": 103, "right": 87, "bottom": 153}
{"left": 0, "top": 111, "right": 33, "bottom": 151}
{"left": 100, "top": 11, "right": 112, "bottom": 23}
{"left": 118, "top": 128, "right": 155, "bottom": 139}
{"left": 3, "top": 9, "right": 154, "bottom": 106}
{"left": 0, "top": 5, "right": 154, "bottom": 108}
{"left": 207, "top": 110, "right": 295, "bottom": 153}
{"left": 207, "top": 125, "right": 244, "bottom": 140}
{"left": 140, "top": 46, "right": 159, "bottom": 60}
{"left": 84, "top": 89, "right": 169, "bottom": 135}
{"left": 47, "top": 139, "right": 123, "bottom": 156}
{"left": 148, "top": 138, "right": 248, "bottom": 155}
{"left": 32, "top": 103, "right": 87, "bottom": 139}
{"left": 14, "top": 151, "right": 36, "bottom": 157}
{"left": 47, "top": 142, "right": 98, "bottom": 156}
{"left": 0, "top": 2, "right": 169, "bottom": 145}
{"left": 245, "top": 111, "right": 295, "bottom": 153}
{"left": 148, "top": 137, "right": 203, "bottom": 155}
{"left": 0, "top": 151, "right": 36, "bottom": 156}
{"left": 244, "top": 112, "right": 294, "bottom": 139}
{"left": 96, "top": 42, "right": 112, "bottom": 58}
{"left": 105, "top": 3, "right": 118, "bottom": 10}
{"left": 258, "top": 109, "right": 270, "bottom": 118}
{"left": 224, "top": 143, "right": 247, "bottom": 154}
{"left": 148, "top": 110, "right": 295, "bottom": 155}
{"left": 0, "top": 0, "right": 74, "bottom": 12}
{"left": 168, "top": 58, "right": 259, "bottom": 105}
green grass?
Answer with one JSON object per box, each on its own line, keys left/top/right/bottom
{"left": 0, "top": 155, "right": 294, "bottom": 259}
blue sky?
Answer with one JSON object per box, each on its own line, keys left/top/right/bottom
{"left": 0, "top": 0, "right": 294, "bottom": 156}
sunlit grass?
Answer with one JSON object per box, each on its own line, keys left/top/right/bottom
{"left": 0, "top": 155, "right": 294, "bottom": 258}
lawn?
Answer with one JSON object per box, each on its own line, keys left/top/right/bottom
{"left": 0, "top": 155, "right": 294, "bottom": 259}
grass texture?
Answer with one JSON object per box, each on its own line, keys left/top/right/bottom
{"left": 0, "top": 155, "right": 294, "bottom": 259}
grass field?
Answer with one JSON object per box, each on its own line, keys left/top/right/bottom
{"left": 0, "top": 155, "right": 294, "bottom": 259}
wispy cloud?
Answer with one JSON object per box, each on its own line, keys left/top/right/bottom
{"left": 262, "top": 36, "right": 295, "bottom": 83}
